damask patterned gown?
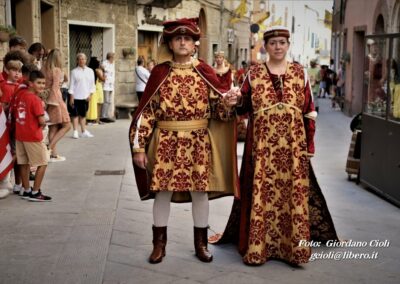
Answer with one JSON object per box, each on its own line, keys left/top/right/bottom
{"left": 131, "top": 61, "right": 232, "bottom": 193}
{"left": 215, "top": 67, "right": 233, "bottom": 90}
{"left": 239, "top": 62, "right": 316, "bottom": 265}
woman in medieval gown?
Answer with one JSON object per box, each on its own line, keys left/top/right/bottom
{"left": 210, "top": 26, "right": 338, "bottom": 266}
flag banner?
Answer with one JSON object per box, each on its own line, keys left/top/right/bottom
{"left": 230, "top": 0, "right": 247, "bottom": 24}
{"left": 0, "top": 106, "right": 13, "bottom": 180}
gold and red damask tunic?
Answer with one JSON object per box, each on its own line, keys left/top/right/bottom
{"left": 132, "top": 61, "right": 233, "bottom": 193}
{"left": 238, "top": 62, "right": 317, "bottom": 265}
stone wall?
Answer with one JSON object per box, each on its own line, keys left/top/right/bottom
{"left": 0, "top": 0, "right": 8, "bottom": 69}
{"left": 58, "top": 0, "right": 137, "bottom": 105}
{"left": 1, "top": 0, "right": 250, "bottom": 104}
{"left": 168, "top": 0, "right": 250, "bottom": 66}
{"left": 0, "top": 0, "right": 136, "bottom": 105}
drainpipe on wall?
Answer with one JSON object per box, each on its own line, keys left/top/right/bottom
{"left": 219, "top": 0, "right": 223, "bottom": 49}
{"left": 59, "top": 0, "right": 62, "bottom": 48}
{"left": 5, "top": 0, "right": 12, "bottom": 26}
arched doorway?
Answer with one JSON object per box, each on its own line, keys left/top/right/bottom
{"left": 198, "top": 8, "right": 208, "bottom": 62}
{"left": 375, "top": 14, "right": 385, "bottom": 34}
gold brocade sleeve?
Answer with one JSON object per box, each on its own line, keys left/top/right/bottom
{"left": 132, "top": 94, "right": 158, "bottom": 152}
{"left": 209, "top": 89, "right": 235, "bottom": 121}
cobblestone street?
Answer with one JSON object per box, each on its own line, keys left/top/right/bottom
{"left": 0, "top": 99, "right": 399, "bottom": 284}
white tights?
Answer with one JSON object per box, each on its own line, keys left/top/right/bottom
{"left": 153, "top": 191, "right": 209, "bottom": 228}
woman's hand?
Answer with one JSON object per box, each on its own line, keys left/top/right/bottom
{"left": 223, "top": 87, "right": 240, "bottom": 107}
{"left": 133, "top": 152, "right": 148, "bottom": 169}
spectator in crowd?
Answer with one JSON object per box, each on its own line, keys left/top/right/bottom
{"left": 213, "top": 51, "right": 233, "bottom": 90}
{"left": 69, "top": 53, "right": 95, "bottom": 139}
{"left": 28, "top": 42, "right": 46, "bottom": 70}
{"left": 0, "top": 60, "right": 22, "bottom": 111}
{"left": 14, "top": 70, "right": 51, "bottom": 201}
{"left": 135, "top": 56, "right": 150, "bottom": 102}
{"left": 2, "top": 50, "right": 30, "bottom": 82}
{"left": 101, "top": 52, "right": 115, "bottom": 122}
{"left": 0, "top": 51, "right": 36, "bottom": 192}
{"left": 0, "top": 59, "right": 22, "bottom": 193}
{"left": 42, "top": 49, "right": 71, "bottom": 162}
{"left": 10, "top": 64, "right": 39, "bottom": 194}
{"left": 9, "top": 36, "right": 27, "bottom": 52}
{"left": 147, "top": 59, "right": 156, "bottom": 73}
{"left": 87, "top": 57, "right": 105, "bottom": 124}
{"left": 235, "top": 60, "right": 248, "bottom": 86}
{"left": 317, "top": 65, "right": 329, "bottom": 98}
{"left": 307, "top": 59, "right": 320, "bottom": 112}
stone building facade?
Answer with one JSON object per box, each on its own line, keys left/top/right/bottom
{"left": 1, "top": 0, "right": 250, "bottom": 108}
{"left": 332, "top": 0, "right": 400, "bottom": 115}
{"left": 136, "top": 0, "right": 251, "bottom": 69}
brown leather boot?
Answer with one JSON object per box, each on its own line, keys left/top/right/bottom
{"left": 194, "top": 226, "right": 213, "bottom": 262}
{"left": 149, "top": 226, "right": 167, "bottom": 264}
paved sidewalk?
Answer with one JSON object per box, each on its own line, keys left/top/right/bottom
{"left": 0, "top": 99, "right": 399, "bottom": 284}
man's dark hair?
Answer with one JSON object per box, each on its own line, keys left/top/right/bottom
{"left": 21, "top": 63, "right": 39, "bottom": 77}
{"left": 3, "top": 50, "right": 25, "bottom": 66}
{"left": 88, "top": 57, "right": 100, "bottom": 81}
{"left": 137, "top": 56, "right": 144, "bottom": 66}
{"left": 29, "top": 70, "right": 45, "bottom": 82}
{"left": 3, "top": 50, "right": 35, "bottom": 67}
{"left": 241, "top": 60, "right": 248, "bottom": 67}
{"left": 9, "top": 36, "right": 27, "bottom": 48}
{"left": 106, "top": 52, "right": 115, "bottom": 60}
{"left": 28, "top": 42, "right": 45, "bottom": 55}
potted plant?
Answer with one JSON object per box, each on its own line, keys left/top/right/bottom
{"left": 0, "top": 25, "right": 17, "bottom": 43}
{"left": 122, "top": 47, "right": 135, "bottom": 58}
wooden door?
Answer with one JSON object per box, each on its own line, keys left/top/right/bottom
{"left": 138, "top": 31, "right": 159, "bottom": 64}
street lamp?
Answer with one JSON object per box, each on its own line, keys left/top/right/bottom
{"left": 304, "top": 4, "right": 320, "bottom": 18}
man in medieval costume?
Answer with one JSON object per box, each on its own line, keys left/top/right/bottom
{"left": 129, "top": 18, "right": 239, "bottom": 264}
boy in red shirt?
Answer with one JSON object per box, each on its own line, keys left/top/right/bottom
{"left": 0, "top": 60, "right": 22, "bottom": 192}
{"left": 9, "top": 64, "right": 38, "bottom": 195}
{"left": 0, "top": 60, "right": 22, "bottom": 111}
{"left": 15, "top": 70, "right": 51, "bottom": 201}
{"left": 2, "top": 50, "right": 27, "bottom": 83}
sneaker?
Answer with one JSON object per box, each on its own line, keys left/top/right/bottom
{"left": 49, "top": 155, "right": 66, "bottom": 162}
{"left": 100, "top": 117, "right": 115, "bottom": 123}
{"left": 20, "top": 190, "right": 32, "bottom": 199}
{"left": 72, "top": 130, "right": 79, "bottom": 139}
{"left": 13, "top": 184, "right": 23, "bottom": 194}
{"left": 28, "top": 190, "right": 52, "bottom": 202}
{"left": 81, "top": 130, "right": 94, "bottom": 138}
{"left": 0, "top": 189, "right": 9, "bottom": 199}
